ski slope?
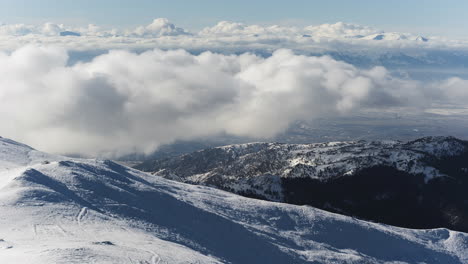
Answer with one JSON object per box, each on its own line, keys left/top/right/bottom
{"left": 0, "top": 136, "right": 466, "bottom": 263}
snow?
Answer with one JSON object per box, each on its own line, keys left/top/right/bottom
{"left": 0, "top": 136, "right": 467, "bottom": 263}
{"left": 406, "top": 136, "right": 466, "bottom": 158}
{"left": 145, "top": 137, "right": 468, "bottom": 205}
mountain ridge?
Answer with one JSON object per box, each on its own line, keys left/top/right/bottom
{"left": 136, "top": 136, "right": 468, "bottom": 232}
{"left": 0, "top": 136, "right": 467, "bottom": 263}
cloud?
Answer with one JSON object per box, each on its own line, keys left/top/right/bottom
{"left": 0, "top": 22, "right": 66, "bottom": 36}
{"left": 130, "top": 18, "right": 189, "bottom": 37}
{"left": 430, "top": 77, "right": 468, "bottom": 103}
{"left": 199, "top": 21, "right": 300, "bottom": 37}
{"left": 304, "top": 22, "right": 381, "bottom": 38}
{"left": 0, "top": 19, "right": 189, "bottom": 38}
{"left": 201, "top": 21, "right": 378, "bottom": 40}
{"left": 0, "top": 23, "right": 35, "bottom": 36}
{"left": 41, "top": 23, "right": 64, "bottom": 36}
{"left": 0, "top": 45, "right": 465, "bottom": 156}
{"left": 1, "top": 18, "right": 464, "bottom": 55}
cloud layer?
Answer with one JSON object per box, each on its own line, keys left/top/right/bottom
{"left": 0, "top": 19, "right": 465, "bottom": 54}
{"left": 0, "top": 46, "right": 465, "bottom": 156}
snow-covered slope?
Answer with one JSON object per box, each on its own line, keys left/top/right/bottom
{"left": 0, "top": 136, "right": 467, "bottom": 263}
{"left": 137, "top": 136, "right": 468, "bottom": 232}
{"left": 138, "top": 136, "right": 466, "bottom": 197}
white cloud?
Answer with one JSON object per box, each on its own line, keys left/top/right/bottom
{"left": 130, "top": 18, "right": 189, "bottom": 37}
{"left": 41, "top": 23, "right": 64, "bottom": 36}
{"left": 0, "top": 46, "right": 465, "bottom": 156}
{"left": 0, "top": 23, "right": 35, "bottom": 36}
{"left": 429, "top": 77, "right": 468, "bottom": 103}
{"left": 305, "top": 22, "right": 380, "bottom": 38}
{"left": 199, "top": 21, "right": 300, "bottom": 37}
{"left": 1, "top": 18, "right": 461, "bottom": 54}
{"left": 0, "top": 22, "right": 68, "bottom": 36}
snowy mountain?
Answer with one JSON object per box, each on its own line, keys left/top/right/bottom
{"left": 137, "top": 136, "right": 468, "bottom": 233}
{"left": 0, "top": 136, "right": 467, "bottom": 263}
{"left": 59, "top": 31, "right": 81, "bottom": 37}
{"left": 361, "top": 33, "right": 428, "bottom": 42}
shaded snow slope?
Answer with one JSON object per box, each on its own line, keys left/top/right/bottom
{"left": 0, "top": 137, "right": 467, "bottom": 263}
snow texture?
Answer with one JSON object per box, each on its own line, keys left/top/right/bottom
{"left": 0, "top": 136, "right": 466, "bottom": 263}
{"left": 143, "top": 136, "right": 468, "bottom": 200}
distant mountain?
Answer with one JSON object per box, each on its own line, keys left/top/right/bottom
{"left": 317, "top": 50, "right": 468, "bottom": 72}
{"left": 2, "top": 136, "right": 467, "bottom": 263}
{"left": 60, "top": 31, "right": 81, "bottom": 36}
{"left": 361, "top": 33, "right": 428, "bottom": 42}
{"left": 136, "top": 136, "right": 468, "bottom": 233}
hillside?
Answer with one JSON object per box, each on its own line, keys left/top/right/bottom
{"left": 0, "top": 136, "right": 467, "bottom": 263}
{"left": 136, "top": 136, "right": 468, "bottom": 232}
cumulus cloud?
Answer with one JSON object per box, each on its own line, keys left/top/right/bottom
{"left": 199, "top": 21, "right": 300, "bottom": 37}
{"left": 130, "top": 18, "right": 189, "bottom": 37}
{"left": 0, "top": 22, "right": 67, "bottom": 36}
{"left": 305, "top": 22, "right": 381, "bottom": 38}
{"left": 0, "top": 18, "right": 458, "bottom": 54}
{"left": 199, "top": 21, "right": 406, "bottom": 42}
{"left": 0, "top": 46, "right": 465, "bottom": 156}
{"left": 41, "top": 23, "right": 64, "bottom": 36}
{"left": 0, "top": 23, "right": 35, "bottom": 36}
{"left": 198, "top": 21, "right": 383, "bottom": 39}
{"left": 0, "top": 18, "right": 189, "bottom": 39}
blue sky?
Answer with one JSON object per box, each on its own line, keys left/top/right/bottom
{"left": 0, "top": 0, "right": 467, "bottom": 37}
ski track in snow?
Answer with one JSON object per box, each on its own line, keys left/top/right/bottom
{"left": 0, "top": 136, "right": 467, "bottom": 263}
{"left": 146, "top": 250, "right": 161, "bottom": 264}
{"left": 76, "top": 207, "right": 88, "bottom": 226}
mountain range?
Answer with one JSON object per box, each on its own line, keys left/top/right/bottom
{"left": 136, "top": 136, "right": 468, "bottom": 233}
{"left": 0, "top": 136, "right": 467, "bottom": 263}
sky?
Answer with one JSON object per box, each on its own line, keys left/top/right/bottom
{"left": 0, "top": 0, "right": 467, "bottom": 37}
{"left": 1, "top": 1, "right": 468, "bottom": 157}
